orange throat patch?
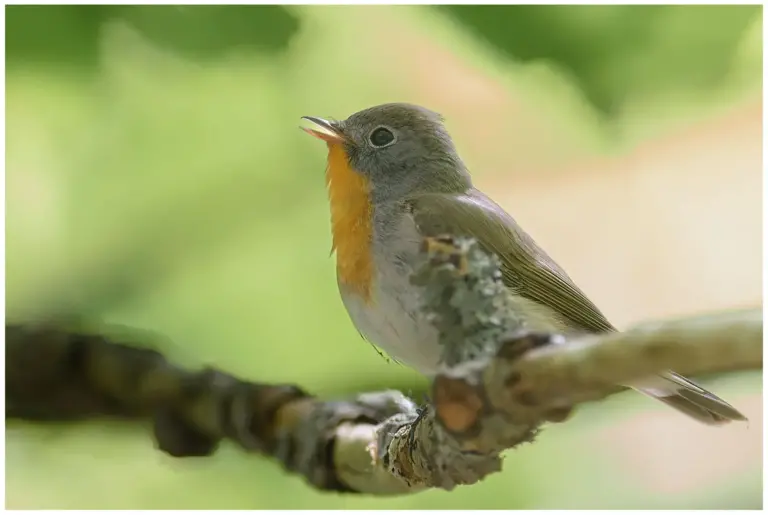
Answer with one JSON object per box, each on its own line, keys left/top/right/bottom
{"left": 325, "top": 143, "right": 374, "bottom": 301}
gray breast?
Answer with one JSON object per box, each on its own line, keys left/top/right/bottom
{"left": 338, "top": 208, "right": 444, "bottom": 375}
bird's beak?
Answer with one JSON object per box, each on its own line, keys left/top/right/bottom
{"left": 300, "top": 116, "right": 345, "bottom": 144}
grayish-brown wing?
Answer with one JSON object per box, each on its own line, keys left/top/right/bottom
{"left": 407, "top": 189, "right": 616, "bottom": 334}
{"left": 407, "top": 190, "right": 747, "bottom": 425}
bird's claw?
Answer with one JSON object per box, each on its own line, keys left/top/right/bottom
{"left": 406, "top": 396, "right": 431, "bottom": 460}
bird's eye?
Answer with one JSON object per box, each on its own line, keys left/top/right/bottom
{"left": 369, "top": 126, "right": 396, "bottom": 148}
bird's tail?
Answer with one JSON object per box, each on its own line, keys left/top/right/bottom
{"left": 633, "top": 371, "right": 747, "bottom": 425}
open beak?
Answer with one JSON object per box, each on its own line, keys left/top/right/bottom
{"left": 300, "top": 116, "right": 345, "bottom": 143}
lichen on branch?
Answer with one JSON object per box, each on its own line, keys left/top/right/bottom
{"left": 5, "top": 237, "right": 762, "bottom": 495}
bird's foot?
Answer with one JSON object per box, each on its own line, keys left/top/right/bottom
{"left": 406, "top": 395, "right": 431, "bottom": 459}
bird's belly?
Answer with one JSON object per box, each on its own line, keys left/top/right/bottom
{"left": 338, "top": 258, "right": 443, "bottom": 376}
{"left": 335, "top": 209, "right": 572, "bottom": 376}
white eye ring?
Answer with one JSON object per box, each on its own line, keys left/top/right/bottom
{"left": 368, "top": 125, "right": 397, "bottom": 148}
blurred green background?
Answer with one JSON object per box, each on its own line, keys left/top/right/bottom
{"left": 5, "top": 5, "right": 762, "bottom": 509}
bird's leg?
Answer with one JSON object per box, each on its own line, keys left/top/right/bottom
{"left": 407, "top": 394, "right": 431, "bottom": 458}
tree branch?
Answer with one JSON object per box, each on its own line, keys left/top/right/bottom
{"left": 6, "top": 237, "right": 761, "bottom": 495}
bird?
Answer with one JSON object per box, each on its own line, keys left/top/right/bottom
{"left": 300, "top": 102, "right": 746, "bottom": 425}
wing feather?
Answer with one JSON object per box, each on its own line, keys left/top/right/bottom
{"left": 407, "top": 190, "right": 615, "bottom": 334}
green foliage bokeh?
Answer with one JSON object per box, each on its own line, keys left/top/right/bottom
{"left": 5, "top": 5, "right": 762, "bottom": 509}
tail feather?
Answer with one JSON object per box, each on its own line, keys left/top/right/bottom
{"left": 634, "top": 371, "right": 747, "bottom": 426}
